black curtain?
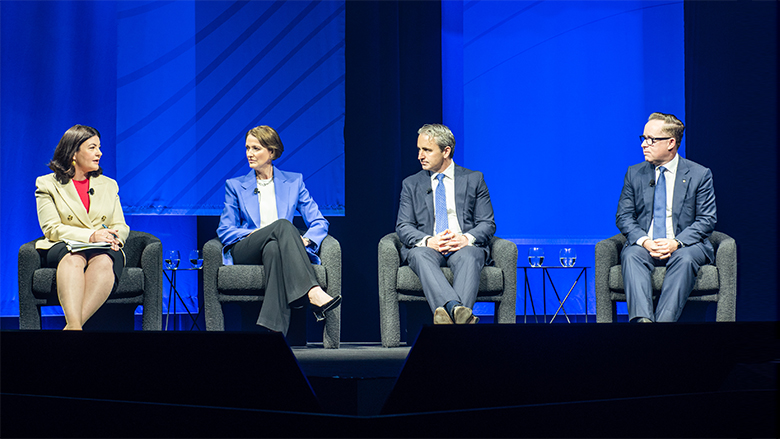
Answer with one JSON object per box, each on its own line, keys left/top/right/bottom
{"left": 332, "top": 1, "right": 443, "bottom": 340}
{"left": 685, "top": 0, "right": 778, "bottom": 321}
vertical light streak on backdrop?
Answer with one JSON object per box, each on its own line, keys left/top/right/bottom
{"left": 443, "top": 1, "right": 684, "bottom": 317}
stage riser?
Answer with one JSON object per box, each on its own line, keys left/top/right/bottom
{"left": 383, "top": 323, "right": 778, "bottom": 414}
{"left": 1, "top": 331, "right": 320, "bottom": 413}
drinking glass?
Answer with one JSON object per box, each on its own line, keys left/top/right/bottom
{"left": 189, "top": 250, "right": 203, "bottom": 269}
{"left": 164, "top": 250, "right": 180, "bottom": 270}
{"left": 528, "top": 247, "right": 544, "bottom": 267}
{"left": 559, "top": 248, "right": 577, "bottom": 267}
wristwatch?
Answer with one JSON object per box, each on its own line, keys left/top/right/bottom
{"left": 674, "top": 238, "right": 684, "bottom": 248}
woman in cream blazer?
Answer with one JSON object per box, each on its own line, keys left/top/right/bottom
{"left": 35, "top": 125, "right": 129, "bottom": 330}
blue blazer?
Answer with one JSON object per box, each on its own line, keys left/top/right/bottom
{"left": 616, "top": 156, "right": 717, "bottom": 261}
{"left": 217, "top": 167, "right": 329, "bottom": 265}
{"left": 396, "top": 164, "right": 496, "bottom": 263}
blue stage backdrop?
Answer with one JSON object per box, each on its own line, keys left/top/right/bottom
{"left": 115, "top": 1, "right": 345, "bottom": 216}
{"left": 0, "top": 0, "right": 345, "bottom": 318}
{"left": 443, "top": 1, "right": 684, "bottom": 317}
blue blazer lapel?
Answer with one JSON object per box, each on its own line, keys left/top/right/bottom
{"left": 672, "top": 158, "right": 690, "bottom": 230}
{"left": 238, "top": 171, "right": 261, "bottom": 228}
{"left": 454, "top": 165, "right": 466, "bottom": 231}
{"left": 273, "top": 167, "right": 295, "bottom": 220}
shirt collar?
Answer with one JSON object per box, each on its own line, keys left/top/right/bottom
{"left": 431, "top": 161, "right": 455, "bottom": 182}
{"left": 658, "top": 154, "right": 679, "bottom": 174}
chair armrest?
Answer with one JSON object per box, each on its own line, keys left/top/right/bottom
{"left": 18, "top": 239, "right": 43, "bottom": 329}
{"left": 140, "top": 238, "right": 163, "bottom": 330}
{"left": 489, "top": 236, "right": 518, "bottom": 323}
{"left": 378, "top": 233, "right": 403, "bottom": 347}
{"left": 319, "top": 235, "right": 342, "bottom": 298}
{"left": 595, "top": 233, "right": 625, "bottom": 323}
{"left": 489, "top": 236, "right": 517, "bottom": 270}
{"left": 378, "top": 233, "right": 401, "bottom": 288}
{"left": 203, "top": 238, "right": 224, "bottom": 293}
{"left": 712, "top": 231, "right": 737, "bottom": 321}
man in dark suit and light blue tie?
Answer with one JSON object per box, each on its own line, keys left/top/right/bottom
{"left": 616, "top": 113, "right": 717, "bottom": 322}
{"left": 396, "top": 124, "right": 496, "bottom": 325}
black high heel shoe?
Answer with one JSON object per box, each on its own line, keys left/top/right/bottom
{"left": 312, "top": 295, "right": 342, "bottom": 322}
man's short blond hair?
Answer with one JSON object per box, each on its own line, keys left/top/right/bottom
{"left": 648, "top": 112, "right": 685, "bottom": 146}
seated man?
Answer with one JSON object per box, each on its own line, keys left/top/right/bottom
{"left": 396, "top": 124, "right": 496, "bottom": 324}
{"left": 616, "top": 112, "right": 717, "bottom": 322}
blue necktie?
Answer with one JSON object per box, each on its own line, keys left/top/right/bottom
{"left": 434, "top": 173, "right": 448, "bottom": 234}
{"left": 653, "top": 166, "right": 667, "bottom": 239}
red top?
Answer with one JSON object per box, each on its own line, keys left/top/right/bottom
{"left": 72, "top": 178, "right": 90, "bottom": 212}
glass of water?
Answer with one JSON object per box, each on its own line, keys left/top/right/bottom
{"left": 189, "top": 250, "right": 203, "bottom": 269}
{"left": 559, "top": 248, "right": 577, "bottom": 267}
{"left": 164, "top": 250, "right": 180, "bottom": 270}
{"left": 528, "top": 247, "right": 544, "bottom": 267}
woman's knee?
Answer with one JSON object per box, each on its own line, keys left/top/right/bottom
{"left": 88, "top": 253, "right": 114, "bottom": 269}
{"left": 271, "top": 218, "right": 295, "bottom": 232}
{"left": 262, "top": 241, "right": 281, "bottom": 263}
{"left": 59, "top": 253, "right": 87, "bottom": 270}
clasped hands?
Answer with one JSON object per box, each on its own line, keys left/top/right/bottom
{"left": 642, "top": 238, "right": 679, "bottom": 260}
{"left": 427, "top": 229, "right": 468, "bottom": 255}
{"left": 90, "top": 228, "right": 121, "bottom": 251}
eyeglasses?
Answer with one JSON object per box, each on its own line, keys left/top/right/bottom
{"left": 640, "top": 135, "right": 672, "bottom": 145}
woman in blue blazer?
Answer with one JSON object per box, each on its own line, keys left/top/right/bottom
{"left": 217, "top": 125, "right": 341, "bottom": 335}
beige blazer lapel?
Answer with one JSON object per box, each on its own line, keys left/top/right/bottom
{"left": 87, "top": 177, "right": 111, "bottom": 225}
{"left": 53, "top": 179, "right": 91, "bottom": 228}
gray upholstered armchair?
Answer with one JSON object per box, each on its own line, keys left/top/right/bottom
{"left": 202, "top": 234, "right": 341, "bottom": 349}
{"left": 378, "top": 233, "right": 518, "bottom": 347}
{"left": 595, "top": 231, "right": 737, "bottom": 322}
{"left": 18, "top": 230, "right": 163, "bottom": 330}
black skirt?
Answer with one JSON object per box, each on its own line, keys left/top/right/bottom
{"left": 43, "top": 242, "right": 125, "bottom": 292}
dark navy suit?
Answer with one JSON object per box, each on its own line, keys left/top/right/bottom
{"left": 396, "top": 165, "right": 496, "bottom": 312}
{"left": 616, "top": 156, "right": 717, "bottom": 321}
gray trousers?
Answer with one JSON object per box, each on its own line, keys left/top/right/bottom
{"left": 407, "top": 245, "right": 487, "bottom": 313}
{"left": 231, "top": 219, "right": 318, "bottom": 334}
{"left": 621, "top": 243, "right": 709, "bottom": 322}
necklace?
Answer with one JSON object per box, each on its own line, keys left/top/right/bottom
{"left": 256, "top": 176, "right": 273, "bottom": 187}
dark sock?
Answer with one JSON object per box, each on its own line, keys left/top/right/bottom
{"left": 444, "top": 300, "right": 461, "bottom": 318}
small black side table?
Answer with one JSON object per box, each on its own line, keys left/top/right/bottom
{"left": 163, "top": 267, "right": 201, "bottom": 330}
{"left": 522, "top": 266, "right": 589, "bottom": 323}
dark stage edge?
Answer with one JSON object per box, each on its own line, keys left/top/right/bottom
{"left": 292, "top": 342, "right": 411, "bottom": 416}
{"left": 1, "top": 323, "right": 777, "bottom": 438}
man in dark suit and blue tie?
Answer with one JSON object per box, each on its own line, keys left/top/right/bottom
{"left": 616, "top": 113, "right": 717, "bottom": 322}
{"left": 396, "top": 124, "right": 496, "bottom": 325}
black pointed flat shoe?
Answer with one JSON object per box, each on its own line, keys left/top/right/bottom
{"left": 312, "top": 295, "right": 342, "bottom": 322}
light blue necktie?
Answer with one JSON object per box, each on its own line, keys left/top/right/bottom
{"left": 434, "top": 173, "right": 448, "bottom": 234}
{"left": 653, "top": 166, "right": 667, "bottom": 239}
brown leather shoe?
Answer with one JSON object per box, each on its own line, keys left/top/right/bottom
{"left": 452, "top": 306, "right": 474, "bottom": 324}
{"left": 433, "top": 307, "right": 454, "bottom": 324}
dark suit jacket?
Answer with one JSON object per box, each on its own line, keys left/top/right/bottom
{"left": 396, "top": 164, "right": 496, "bottom": 263}
{"left": 616, "top": 156, "right": 717, "bottom": 261}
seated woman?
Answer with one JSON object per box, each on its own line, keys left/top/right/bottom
{"left": 217, "top": 125, "right": 341, "bottom": 335}
{"left": 35, "top": 125, "right": 129, "bottom": 330}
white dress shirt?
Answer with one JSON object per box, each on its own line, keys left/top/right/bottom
{"left": 639, "top": 153, "right": 679, "bottom": 245}
{"left": 416, "top": 161, "right": 475, "bottom": 247}
{"left": 256, "top": 177, "right": 278, "bottom": 229}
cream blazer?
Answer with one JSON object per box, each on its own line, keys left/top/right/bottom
{"left": 35, "top": 173, "right": 130, "bottom": 250}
